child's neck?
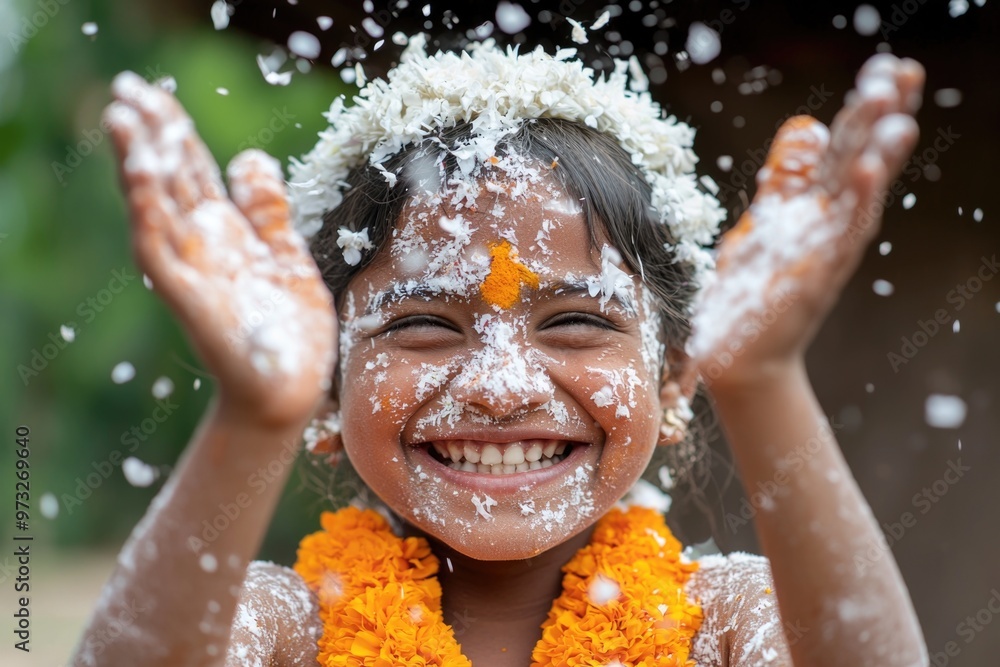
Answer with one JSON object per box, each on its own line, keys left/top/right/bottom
{"left": 408, "top": 523, "right": 597, "bottom": 663}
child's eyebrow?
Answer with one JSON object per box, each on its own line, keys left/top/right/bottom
{"left": 365, "top": 281, "right": 469, "bottom": 314}
{"left": 540, "top": 278, "right": 637, "bottom": 315}
{"left": 364, "top": 278, "right": 637, "bottom": 315}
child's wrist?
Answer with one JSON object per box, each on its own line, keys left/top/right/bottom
{"left": 702, "top": 354, "right": 806, "bottom": 398}
{"left": 211, "top": 393, "right": 317, "bottom": 433}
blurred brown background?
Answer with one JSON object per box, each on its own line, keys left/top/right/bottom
{"left": 2, "top": 0, "right": 997, "bottom": 665}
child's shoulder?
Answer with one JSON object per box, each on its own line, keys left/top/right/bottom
{"left": 226, "top": 560, "right": 321, "bottom": 667}
{"left": 687, "top": 552, "right": 793, "bottom": 667}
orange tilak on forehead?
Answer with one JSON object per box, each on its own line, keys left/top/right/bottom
{"left": 479, "top": 240, "right": 540, "bottom": 309}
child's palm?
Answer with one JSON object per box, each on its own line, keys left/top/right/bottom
{"left": 690, "top": 55, "right": 924, "bottom": 386}
{"left": 106, "top": 73, "right": 336, "bottom": 426}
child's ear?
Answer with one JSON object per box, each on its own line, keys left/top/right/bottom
{"left": 657, "top": 351, "right": 697, "bottom": 447}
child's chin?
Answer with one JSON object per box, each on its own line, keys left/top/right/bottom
{"left": 412, "top": 511, "right": 596, "bottom": 562}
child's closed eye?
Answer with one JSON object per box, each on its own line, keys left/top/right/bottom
{"left": 537, "top": 311, "right": 625, "bottom": 348}
{"left": 379, "top": 315, "right": 464, "bottom": 349}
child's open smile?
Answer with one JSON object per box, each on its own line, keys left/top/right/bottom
{"left": 337, "top": 174, "right": 670, "bottom": 561}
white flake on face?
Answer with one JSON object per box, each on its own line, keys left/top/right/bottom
{"left": 471, "top": 493, "right": 497, "bottom": 520}
{"left": 526, "top": 464, "right": 596, "bottom": 532}
{"left": 588, "top": 366, "right": 643, "bottom": 419}
{"left": 586, "top": 246, "right": 637, "bottom": 315}
{"left": 448, "top": 314, "right": 555, "bottom": 413}
{"left": 414, "top": 362, "right": 455, "bottom": 402}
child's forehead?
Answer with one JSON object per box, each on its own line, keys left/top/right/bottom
{"left": 389, "top": 175, "right": 597, "bottom": 264}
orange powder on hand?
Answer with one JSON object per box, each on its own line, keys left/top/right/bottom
{"left": 480, "top": 240, "right": 539, "bottom": 309}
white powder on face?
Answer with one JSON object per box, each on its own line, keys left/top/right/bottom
{"left": 638, "top": 286, "right": 666, "bottom": 378}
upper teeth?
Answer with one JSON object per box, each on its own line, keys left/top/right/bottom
{"left": 430, "top": 440, "right": 569, "bottom": 474}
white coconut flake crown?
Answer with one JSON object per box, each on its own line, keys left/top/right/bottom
{"left": 288, "top": 34, "right": 726, "bottom": 273}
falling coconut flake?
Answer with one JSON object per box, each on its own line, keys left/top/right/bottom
{"left": 686, "top": 22, "right": 721, "bottom": 64}
{"left": 111, "top": 361, "right": 136, "bottom": 384}
{"left": 216, "top": 87, "right": 229, "bottom": 96}
{"left": 865, "top": 383, "right": 875, "bottom": 393}
{"left": 934, "top": 88, "right": 963, "bottom": 108}
{"left": 60, "top": 324, "right": 76, "bottom": 342}
{"left": 495, "top": 1, "right": 531, "bottom": 34}
{"left": 592, "top": 10, "right": 611, "bottom": 30}
{"left": 210, "top": 1, "right": 230, "bottom": 30}
{"left": 193, "top": 378, "right": 202, "bottom": 390}
{"left": 902, "top": 193, "right": 916, "bottom": 209}
{"left": 81, "top": 22, "right": 98, "bottom": 36}
{"left": 716, "top": 155, "right": 733, "bottom": 171}
{"left": 567, "top": 17, "right": 588, "bottom": 43}
{"left": 925, "top": 394, "right": 967, "bottom": 429}
{"left": 832, "top": 14, "right": 847, "bottom": 29}
{"left": 973, "top": 208, "right": 983, "bottom": 222}
{"left": 872, "top": 279, "right": 894, "bottom": 296}
{"left": 878, "top": 241, "right": 892, "bottom": 256}
{"left": 142, "top": 274, "right": 153, "bottom": 289}
{"left": 953, "top": 319, "right": 960, "bottom": 333}
{"left": 122, "top": 457, "right": 158, "bottom": 487}
{"left": 949, "top": 0, "right": 970, "bottom": 17}
{"left": 288, "top": 31, "right": 321, "bottom": 59}
{"left": 317, "top": 16, "right": 333, "bottom": 30}
{"left": 256, "top": 54, "right": 292, "bottom": 86}
{"left": 200, "top": 553, "right": 218, "bottom": 572}
{"left": 152, "top": 376, "right": 174, "bottom": 399}
{"left": 40, "top": 493, "right": 59, "bottom": 519}
{"left": 853, "top": 5, "right": 881, "bottom": 36}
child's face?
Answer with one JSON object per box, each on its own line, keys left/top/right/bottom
{"left": 337, "top": 173, "right": 669, "bottom": 560}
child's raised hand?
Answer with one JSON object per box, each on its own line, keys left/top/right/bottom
{"left": 689, "top": 54, "right": 924, "bottom": 388}
{"left": 105, "top": 72, "right": 336, "bottom": 426}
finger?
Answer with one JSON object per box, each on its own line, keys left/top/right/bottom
{"left": 821, "top": 93, "right": 890, "bottom": 196}
{"left": 105, "top": 102, "right": 190, "bottom": 257}
{"left": 111, "top": 72, "right": 226, "bottom": 215}
{"left": 756, "top": 115, "right": 830, "bottom": 200}
{"left": 227, "top": 149, "right": 310, "bottom": 263}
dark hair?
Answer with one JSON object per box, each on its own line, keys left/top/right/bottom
{"left": 307, "top": 117, "right": 718, "bottom": 520}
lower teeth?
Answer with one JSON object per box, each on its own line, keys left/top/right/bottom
{"left": 445, "top": 455, "right": 565, "bottom": 474}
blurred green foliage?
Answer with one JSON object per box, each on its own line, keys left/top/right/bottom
{"left": 1, "top": 0, "right": 348, "bottom": 563}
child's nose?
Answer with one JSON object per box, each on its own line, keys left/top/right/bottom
{"left": 448, "top": 351, "right": 554, "bottom": 418}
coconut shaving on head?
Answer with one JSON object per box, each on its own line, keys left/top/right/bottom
{"left": 288, "top": 34, "right": 726, "bottom": 289}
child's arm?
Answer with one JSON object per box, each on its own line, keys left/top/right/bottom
{"left": 689, "top": 55, "right": 928, "bottom": 666}
{"left": 69, "top": 73, "right": 335, "bottom": 666}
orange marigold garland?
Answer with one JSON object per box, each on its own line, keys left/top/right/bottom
{"left": 294, "top": 505, "right": 702, "bottom": 666}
